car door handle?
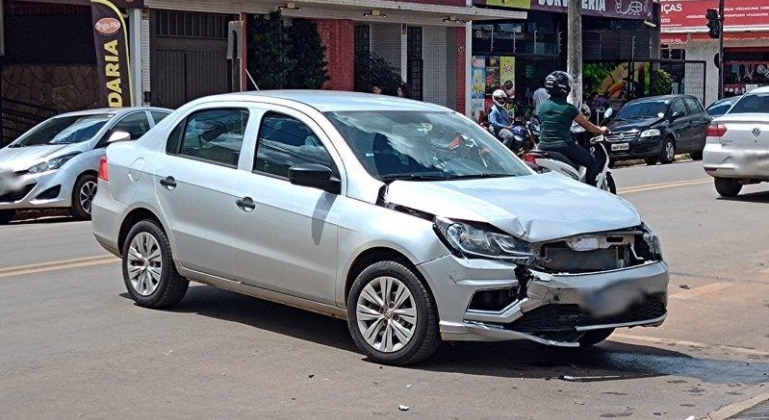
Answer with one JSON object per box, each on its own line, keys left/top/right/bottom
{"left": 236, "top": 197, "right": 256, "bottom": 212}
{"left": 159, "top": 176, "right": 176, "bottom": 189}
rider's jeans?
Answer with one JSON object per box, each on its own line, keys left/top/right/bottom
{"left": 546, "top": 142, "right": 597, "bottom": 185}
{"left": 497, "top": 128, "right": 520, "bottom": 150}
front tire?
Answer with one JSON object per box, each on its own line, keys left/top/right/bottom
{"left": 347, "top": 260, "right": 441, "bottom": 366}
{"left": 660, "top": 138, "right": 676, "bottom": 164}
{"left": 0, "top": 210, "right": 16, "bottom": 225}
{"left": 714, "top": 178, "right": 742, "bottom": 197}
{"left": 601, "top": 173, "right": 617, "bottom": 194}
{"left": 578, "top": 328, "right": 615, "bottom": 347}
{"left": 71, "top": 174, "right": 98, "bottom": 220}
{"left": 122, "top": 220, "right": 188, "bottom": 309}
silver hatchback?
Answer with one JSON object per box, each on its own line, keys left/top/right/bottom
{"left": 93, "top": 91, "right": 668, "bottom": 365}
{"left": 0, "top": 107, "right": 171, "bottom": 223}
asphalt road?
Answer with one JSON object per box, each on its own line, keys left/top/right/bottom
{"left": 1, "top": 161, "right": 768, "bottom": 420}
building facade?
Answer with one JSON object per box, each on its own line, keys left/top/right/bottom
{"left": 1, "top": 0, "right": 526, "bottom": 144}
{"left": 660, "top": 0, "right": 769, "bottom": 106}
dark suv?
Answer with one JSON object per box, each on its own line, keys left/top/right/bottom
{"left": 605, "top": 95, "right": 710, "bottom": 165}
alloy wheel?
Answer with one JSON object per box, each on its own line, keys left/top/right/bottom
{"left": 356, "top": 276, "right": 417, "bottom": 353}
{"left": 79, "top": 180, "right": 98, "bottom": 215}
{"left": 665, "top": 141, "right": 675, "bottom": 162}
{"left": 126, "top": 232, "right": 163, "bottom": 296}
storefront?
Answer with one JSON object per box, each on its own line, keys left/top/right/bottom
{"left": 469, "top": 0, "right": 660, "bottom": 120}
{"left": 660, "top": 0, "right": 769, "bottom": 106}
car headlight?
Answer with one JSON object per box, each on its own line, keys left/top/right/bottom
{"left": 642, "top": 225, "right": 663, "bottom": 259}
{"left": 27, "top": 153, "right": 80, "bottom": 174}
{"left": 640, "top": 129, "right": 661, "bottom": 138}
{"left": 435, "top": 218, "right": 533, "bottom": 263}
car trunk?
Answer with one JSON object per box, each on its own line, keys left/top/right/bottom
{"left": 716, "top": 115, "right": 769, "bottom": 151}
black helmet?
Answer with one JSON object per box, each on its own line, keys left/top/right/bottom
{"left": 545, "top": 71, "right": 573, "bottom": 98}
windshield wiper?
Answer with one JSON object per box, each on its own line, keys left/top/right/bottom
{"left": 446, "top": 173, "right": 514, "bottom": 180}
{"left": 380, "top": 173, "right": 448, "bottom": 183}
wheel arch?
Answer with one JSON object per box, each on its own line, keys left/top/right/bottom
{"left": 343, "top": 247, "right": 434, "bottom": 306}
{"left": 118, "top": 207, "right": 167, "bottom": 254}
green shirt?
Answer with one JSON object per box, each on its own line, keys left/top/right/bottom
{"left": 538, "top": 98, "right": 579, "bottom": 150}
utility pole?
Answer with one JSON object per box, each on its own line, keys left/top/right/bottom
{"left": 718, "top": 0, "right": 725, "bottom": 99}
{"left": 567, "top": 1, "right": 582, "bottom": 107}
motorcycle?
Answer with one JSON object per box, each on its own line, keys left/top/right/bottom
{"left": 523, "top": 108, "right": 617, "bottom": 194}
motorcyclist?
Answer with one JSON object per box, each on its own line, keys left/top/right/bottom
{"left": 537, "top": 71, "right": 609, "bottom": 186}
{"left": 487, "top": 89, "right": 520, "bottom": 150}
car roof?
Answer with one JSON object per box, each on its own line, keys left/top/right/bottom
{"left": 54, "top": 107, "right": 171, "bottom": 118}
{"left": 747, "top": 86, "right": 769, "bottom": 94}
{"left": 190, "top": 90, "right": 451, "bottom": 113}
{"left": 626, "top": 95, "right": 696, "bottom": 105}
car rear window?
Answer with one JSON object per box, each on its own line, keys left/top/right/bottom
{"left": 729, "top": 94, "right": 769, "bottom": 114}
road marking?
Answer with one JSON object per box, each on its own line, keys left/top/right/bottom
{"left": 612, "top": 333, "right": 769, "bottom": 357}
{"left": 0, "top": 255, "right": 118, "bottom": 279}
{"left": 618, "top": 179, "right": 711, "bottom": 195}
{"left": 670, "top": 282, "right": 732, "bottom": 300}
{"left": 699, "top": 392, "right": 769, "bottom": 420}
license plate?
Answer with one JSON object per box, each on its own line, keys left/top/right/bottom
{"left": 611, "top": 143, "right": 630, "bottom": 151}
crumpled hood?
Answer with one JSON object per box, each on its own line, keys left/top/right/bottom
{"left": 0, "top": 144, "right": 80, "bottom": 172}
{"left": 609, "top": 117, "right": 665, "bottom": 132}
{"left": 385, "top": 173, "right": 641, "bottom": 242}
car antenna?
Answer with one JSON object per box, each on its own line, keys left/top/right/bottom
{"left": 245, "top": 69, "right": 259, "bottom": 91}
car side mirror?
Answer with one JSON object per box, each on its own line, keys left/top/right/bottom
{"left": 670, "top": 111, "right": 684, "bottom": 121}
{"left": 107, "top": 130, "right": 131, "bottom": 144}
{"left": 288, "top": 163, "right": 340, "bottom": 194}
{"left": 604, "top": 108, "right": 614, "bottom": 119}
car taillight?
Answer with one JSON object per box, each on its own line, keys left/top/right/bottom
{"left": 707, "top": 124, "right": 727, "bottom": 137}
{"left": 98, "top": 156, "right": 109, "bottom": 181}
{"left": 523, "top": 153, "right": 537, "bottom": 164}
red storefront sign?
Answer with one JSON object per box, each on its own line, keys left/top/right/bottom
{"left": 661, "top": 0, "right": 769, "bottom": 30}
{"left": 475, "top": 0, "right": 653, "bottom": 20}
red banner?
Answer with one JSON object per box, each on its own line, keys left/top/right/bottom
{"left": 661, "top": 0, "right": 769, "bottom": 30}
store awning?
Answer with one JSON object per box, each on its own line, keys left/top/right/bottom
{"left": 146, "top": 0, "right": 527, "bottom": 26}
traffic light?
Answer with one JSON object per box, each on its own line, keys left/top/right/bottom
{"left": 706, "top": 8, "right": 721, "bottom": 39}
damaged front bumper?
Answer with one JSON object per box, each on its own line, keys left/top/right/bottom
{"left": 418, "top": 256, "right": 668, "bottom": 347}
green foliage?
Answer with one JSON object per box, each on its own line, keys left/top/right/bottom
{"left": 285, "top": 19, "right": 329, "bottom": 89}
{"left": 247, "top": 12, "right": 329, "bottom": 90}
{"left": 651, "top": 69, "right": 674, "bottom": 96}
{"left": 354, "top": 50, "right": 402, "bottom": 94}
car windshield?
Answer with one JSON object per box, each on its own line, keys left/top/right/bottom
{"left": 728, "top": 93, "right": 769, "bottom": 114}
{"left": 326, "top": 111, "right": 532, "bottom": 181}
{"left": 11, "top": 114, "right": 113, "bottom": 147}
{"left": 616, "top": 100, "right": 669, "bottom": 120}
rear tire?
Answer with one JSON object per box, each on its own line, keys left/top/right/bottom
{"left": 70, "top": 174, "right": 98, "bottom": 221}
{"left": 347, "top": 260, "right": 441, "bottom": 366}
{"left": 122, "top": 220, "right": 188, "bottom": 309}
{"left": 714, "top": 178, "right": 742, "bottom": 197}
{"left": 0, "top": 210, "right": 16, "bottom": 225}
{"left": 660, "top": 138, "right": 676, "bottom": 164}
{"left": 604, "top": 173, "right": 617, "bottom": 194}
{"left": 579, "top": 328, "right": 615, "bottom": 347}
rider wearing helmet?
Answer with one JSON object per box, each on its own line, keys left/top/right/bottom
{"left": 487, "top": 89, "right": 520, "bottom": 150}
{"left": 538, "top": 71, "right": 609, "bottom": 186}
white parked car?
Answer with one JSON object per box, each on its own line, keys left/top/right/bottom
{"left": 0, "top": 107, "right": 171, "bottom": 223}
{"left": 93, "top": 91, "right": 668, "bottom": 365}
{"left": 704, "top": 87, "right": 769, "bottom": 197}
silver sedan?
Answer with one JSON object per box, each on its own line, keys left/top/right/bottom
{"left": 0, "top": 107, "right": 171, "bottom": 223}
{"left": 92, "top": 91, "right": 668, "bottom": 365}
{"left": 704, "top": 87, "right": 769, "bottom": 197}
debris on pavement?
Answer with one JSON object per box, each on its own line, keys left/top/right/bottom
{"left": 398, "top": 405, "right": 410, "bottom": 412}
{"left": 559, "top": 374, "right": 626, "bottom": 382}
{"left": 679, "top": 284, "right": 691, "bottom": 290}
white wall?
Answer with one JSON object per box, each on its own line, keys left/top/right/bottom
{"left": 422, "top": 26, "right": 457, "bottom": 110}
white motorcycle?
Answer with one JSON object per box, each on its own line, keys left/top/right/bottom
{"left": 523, "top": 108, "right": 617, "bottom": 194}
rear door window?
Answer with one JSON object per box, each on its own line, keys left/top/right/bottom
{"left": 172, "top": 109, "right": 249, "bottom": 167}
{"left": 684, "top": 98, "right": 704, "bottom": 115}
{"left": 669, "top": 99, "right": 688, "bottom": 117}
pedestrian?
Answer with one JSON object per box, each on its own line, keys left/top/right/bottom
{"left": 372, "top": 84, "right": 383, "bottom": 94}
{"left": 532, "top": 79, "right": 550, "bottom": 116}
{"left": 397, "top": 83, "right": 411, "bottom": 99}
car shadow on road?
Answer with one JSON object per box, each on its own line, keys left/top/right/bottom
{"left": 8, "top": 210, "right": 75, "bottom": 225}
{"left": 141, "top": 285, "right": 769, "bottom": 385}
{"left": 717, "top": 190, "right": 769, "bottom": 204}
